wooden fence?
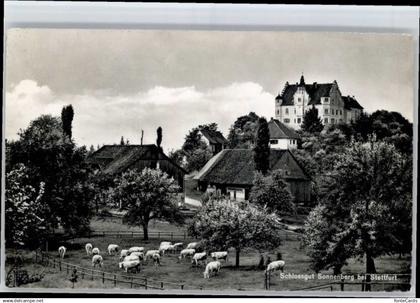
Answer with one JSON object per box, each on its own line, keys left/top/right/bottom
{"left": 38, "top": 252, "right": 192, "bottom": 290}
{"left": 264, "top": 271, "right": 411, "bottom": 292}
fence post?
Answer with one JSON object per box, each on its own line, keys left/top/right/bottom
{"left": 340, "top": 278, "right": 344, "bottom": 291}
{"left": 81, "top": 268, "right": 84, "bottom": 279}
{"left": 145, "top": 278, "right": 148, "bottom": 290}
{"left": 59, "top": 260, "right": 62, "bottom": 271}
{"left": 114, "top": 275, "right": 117, "bottom": 287}
{"left": 161, "top": 282, "right": 164, "bottom": 289}
{"left": 181, "top": 284, "right": 184, "bottom": 290}
{"left": 91, "top": 269, "right": 94, "bottom": 281}
{"left": 361, "top": 277, "right": 365, "bottom": 291}
{"left": 130, "top": 277, "right": 133, "bottom": 288}
{"left": 102, "top": 272, "right": 105, "bottom": 284}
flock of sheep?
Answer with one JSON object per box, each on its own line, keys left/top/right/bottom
{"left": 57, "top": 241, "right": 285, "bottom": 282}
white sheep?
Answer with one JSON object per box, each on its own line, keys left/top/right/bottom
{"left": 123, "top": 254, "right": 140, "bottom": 262}
{"left": 107, "top": 244, "right": 120, "bottom": 255}
{"left": 128, "top": 246, "right": 144, "bottom": 253}
{"left": 211, "top": 251, "right": 228, "bottom": 262}
{"left": 129, "top": 251, "right": 144, "bottom": 260}
{"left": 85, "top": 243, "right": 93, "bottom": 256}
{"left": 145, "top": 250, "right": 160, "bottom": 261}
{"left": 203, "top": 261, "right": 221, "bottom": 279}
{"left": 265, "top": 260, "right": 285, "bottom": 274}
{"left": 92, "top": 247, "right": 100, "bottom": 255}
{"left": 152, "top": 253, "right": 161, "bottom": 267}
{"left": 178, "top": 248, "right": 195, "bottom": 260}
{"left": 186, "top": 242, "right": 199, "bottom": 250}
{"left": 120, "top": 249, "right": 129, "bottom": 260}
{"left": 58, "top": 246, "right": 66, "bottom": 259}
{"left": 192, "top": 252, "right": 207, "bottom": 266}
{"left": 173, "top": 242, "right": 184, "bottom": 251}
{"left": 159, "top": 244, "right": 175, "bottom": 255}
{"left": 159, "top": 241, "right": 172, "bottom": 248}
{"left": 92, "top": 255, "right": 103, "bottom": 268}
{"left": 119, "top": 260, "right": 141, "bottom": 273}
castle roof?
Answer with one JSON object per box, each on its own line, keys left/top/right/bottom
{"left": 280, "top": 82, "right": 333, "bottom": 106}
{"left": 342, "top": 95, "right": 364, "bottom": 110}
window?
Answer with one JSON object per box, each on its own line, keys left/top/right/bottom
{"left": 340, "top": 110, "right": 343, "bottom": 115}
{"left": 324, "top": 97, "right": 329, "bottom": 103}
{"left": 284, "top": 118, "right": 290, "bottom": 123}
{"left": 276, "top": 110, "right": 279, "bottom": 115}
{"left": 298, "top": 98, "right": 302, "bottom": 103}
{"left": 336, "top": 110, "right": 339, "bottom": 115}
{"left": 270, "top": 139, "right": 278, "bottom": 144}
{"left": 324, "top": 118, "right": 328, "bottom": 123}
{"left": 285, "top": 108, "right": 289, "bottom": 114}
{"left": 297, "top": 118, "right": 301, "bottom": 124}
{"left": 331, "top": 118, "right": 335, "bottom": 123}
{"left": 325, "top": 109, "right": 328, "bottom": 114}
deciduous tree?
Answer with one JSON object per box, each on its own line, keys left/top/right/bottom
{"left": 253, "top": 117, "right": 270, "bottom": 175}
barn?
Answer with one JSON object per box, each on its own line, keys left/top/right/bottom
{"left": 193, "top": 149, "right": 311, "bottom": 203}
{"left": 87, "top": 144, "right": 187, "bottom": 189}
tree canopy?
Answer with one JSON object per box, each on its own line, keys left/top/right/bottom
{"left": 301, "top": 106, "right": 324, "bottom": 133}
{"left": 61, "top": 104, "right": 74, "bottom": 139}
{"left": 227, "top": 112, "right": 259, "bottom": 149}
{"left": 113, "top": 168, "right": 183, "bottom": 240}
{"left": 189, "top": 197, "right": 283, "bottom": 267}
{"left": 301, "top": 137, "right": 412, "bottom": 281}
{"left": 249, "top": 170, "right": 296, "bottom": 216}
{"left": 253, "top": 117, "right": 270, "bottom": 175}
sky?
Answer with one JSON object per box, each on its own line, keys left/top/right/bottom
{"left": 4, "top": 29, "right": 414, "bottom": 153}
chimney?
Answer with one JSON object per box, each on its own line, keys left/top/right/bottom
{"left": 140, "top": 130, "right": 144, "bottom": 146}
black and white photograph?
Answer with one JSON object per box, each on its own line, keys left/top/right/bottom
{"left": 2, "top": 23, "right": 416, "bottom": 295}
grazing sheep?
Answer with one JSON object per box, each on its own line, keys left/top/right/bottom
{"left": 186, "top": 242, "right": 199, "bottom": 250}
{"left": 173, "top": 243, "right": 184, "bottom": 251}
{"left": 192, "top": 252, "right": 207, "bottom": 266}
{"left": 92, "top": 247, "right": 100, "bottom": 255}
{"left": 85, "top": 243, "right": 93, "bottom": 256}
{"left": 203, "top": 261, "right": 221, "bottom": 279}
{"left": 130, "top": 251, "right": 144, "bottom": 260}
{"left": 211, "top": 251, "right": 228, "bottom": 262}
{"left": 120, "top": 249, "right": 129, "bottom": 260}
{"left": 145, "top": 250, "right": 160, "bottom": 261}
{"left": 152, "top": 253, "right": 161, "bottom": 267}
{"left": 107, "top": 244, "right": 120, "bottom": 255}
{"left": 265, "top": 260, "right": 285, "bottom": 274}
{"left": 128, "top": 246, "right": 144, "bottom": 253}
{"left": 159, "top": 241, "right": 172, "bottom": 248}
{"left": 58, "top": 246, "right": 66, "bottom": 259}
{"left": 178, "top": 248, "right": 195, "bottom": 260}
{"left": 119, "top": 260, "right": 141, "bottom": 273}
{"left": 92, "top": 255, "right": 104, "bottom": 268}
{"left": 159, "top": 244, "right": 176, "bottom": 255}
{"left": 123, "top": 255, "right": 140, "bottom": 262}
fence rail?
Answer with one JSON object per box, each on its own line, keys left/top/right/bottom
{"left": 38, "top": 252, "right": 188, "bottom": 290}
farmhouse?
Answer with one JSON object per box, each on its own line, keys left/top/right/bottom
{"left": 199, "top": 128, "right": 229, "bottom": 156}
{"left": 275, "top": 75, "right": 363, "bottom": 129}
{"left": 268, "top": 118, "right": 300, "bottom": 150}
{"left": 193, "top": 149, "right": 311, "bottom": 203}
{"left": 87, "top": 144, "right": 187, "bottom": 189}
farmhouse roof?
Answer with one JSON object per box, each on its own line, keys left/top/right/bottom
{"left": 193, "top": 149, "right": 310, "bottom": 186}
{"left": 86, "top": 144, "right": 187, "bottom": 174}
{"left": 268, "top": 119, "right": 300, "bottom": 140}
{"left": 342, "top": 95, "right": 364, "bottom": 110}
{"left": 200, "top": 129, "right": 228, "bottom": 145}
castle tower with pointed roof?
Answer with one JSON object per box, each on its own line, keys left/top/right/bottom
{"left": 274, "top": 75, "right": 363, "bottom": 130}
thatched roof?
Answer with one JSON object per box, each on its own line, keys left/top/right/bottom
{"left": 87, "top": 144, "right": 186, "bottom": 175}
{"left": 194, "top": 149, "right": 310, "bottom": 186}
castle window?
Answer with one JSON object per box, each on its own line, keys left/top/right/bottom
{"left": 336, "top": 110, "right": 339, "bottom": 115}
{"left": 276, "top": 110, "right": 280, "bottom": 115}
{"left": 285, "top": 108, "right": 289, "bottom": 115}
{"left": 298, "top": 98, "right": 302, "bottom": 103}
{"left": 325, "top": 109, "right": 328, "bottom": 114}
{"left": 284, "top": 118, "right": 290, "bottom": 123}
{"left": 297, "top": 118, "right": 301, "bottom": 124}
{"left": 324, "top": 118, "right": 328, "bottom": 123}
{"left": 340, "top": 110, "right": 343, "bottom": 115}
{"left": 324, "top": 97, "right": 329, "bottom": 103}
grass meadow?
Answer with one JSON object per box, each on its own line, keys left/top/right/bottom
{"left": 5, "top": 218, "right": 412, "bottom": 293}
